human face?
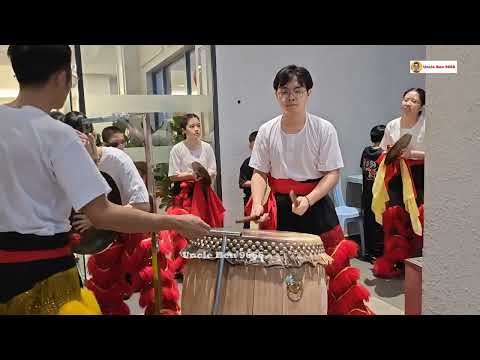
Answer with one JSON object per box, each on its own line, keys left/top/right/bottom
{"left": 109, "top": 133, "right": 126, "bottom": 150}
{"left": 275, "top": 78, "right": 311, "bottom": 114}
{"left": 184, "top": 117, "right": 202, "bottom": 141}
{"left": 402, "top": 90, "right": 422, "bottom": 116}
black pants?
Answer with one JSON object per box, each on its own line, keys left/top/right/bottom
{"left": 275, "top": 192, "right": 340, "bottom": 235}
{"left": 362, "top": 194, "right": 384, "bottom": 257}
{"left": 387, "top": 164, "right": 424, "bottom": 207}
{"left": 385, "top": 163, "right": 425, "bottom": 264}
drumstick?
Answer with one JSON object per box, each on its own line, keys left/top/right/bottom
{"left": 289, "top": 190, "right": 300, "bottom": 208}
{"left": 235, "top": 215, "right": 260, "bottom": 224}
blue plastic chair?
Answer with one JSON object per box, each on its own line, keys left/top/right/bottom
{"left": 330, "top": 180, "right": 366, "bottom": 258}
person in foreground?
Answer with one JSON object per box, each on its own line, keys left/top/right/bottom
{"left": 0, "top": 45, "right": 209, "bottom": 315}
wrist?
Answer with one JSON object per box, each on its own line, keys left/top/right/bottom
{"left": 305, "top": 195, "right": 312, "bottom": 208}
{"left": 252, "top": 201, "right": 263, "bottom": 208}
{"left": 158, "top": 214, "right": 177, "bottom": 231}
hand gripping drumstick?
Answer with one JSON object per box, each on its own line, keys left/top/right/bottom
{"left": 290, "top": 190, "right": 300, "bottom": 208}
{"left": 235, "top": 215, "right": 260, "bottom": 224}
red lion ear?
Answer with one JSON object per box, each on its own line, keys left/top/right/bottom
{"left": 326, "top": 239, "right": 358, "bottom": 277}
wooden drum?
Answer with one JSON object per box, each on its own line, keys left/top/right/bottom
{"left": 181, "top": 229, "right": 332, "bottom": 315}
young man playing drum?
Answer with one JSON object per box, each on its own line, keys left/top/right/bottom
{"left": 247, "top": 65, "right": 373, "bottom": 315}
{"left": 0, "top": 45, "right": 209, "bottom": 315}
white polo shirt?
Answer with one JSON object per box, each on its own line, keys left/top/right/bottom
{"left": 98, "top": 146, "right": 149, "bottom": 206}
{"left": 0, "top": 105, "right": 111, "bottom": 236}
{"left": 249, "top": 113, "right": 344, "bottom": 181}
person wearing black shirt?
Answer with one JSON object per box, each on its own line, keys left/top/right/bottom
{"left": 360, "top": 125, "right": 385, "bottom": 262}
{"left": 239, "top": 131, "right": 258, "bottom": 229}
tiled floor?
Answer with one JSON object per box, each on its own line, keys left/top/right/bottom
{"left": 351, "top": 258, "right": 405, "bottom": 315}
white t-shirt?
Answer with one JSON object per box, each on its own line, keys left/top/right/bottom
{"left": 249, "top": 113, "right": 344, "bottom": 181}
{"left": 98, "top": 146, "right": 149, "bottom": 206}
{"left": 380, "top": 115, "right": 426, "bottom": 156}
{"left": 168, "top": 141, "right": 217, "bottom": 177}
{"left": 0, "top": 105, "right": 111, "bottom": 236}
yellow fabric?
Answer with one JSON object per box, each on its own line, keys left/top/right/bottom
{"left": 371, "top": 158, "right": 422, "bottom": 236}
{"left": 58, "top": 289, "right": 102, "bottom": 315}
{"left": 400, "top": 160, "right": 423, "bottom": 236}
{"left": 371, "top": 158, "right": 389, "bottom": 225}
{"left": 0, "top": 267, "right": 102, "bottom": 315}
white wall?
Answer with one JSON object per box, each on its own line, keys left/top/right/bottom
{"left": 215, "top": 45, "right": 426, "bottom": 228}
{"left": 0, "top": 64, "right": 18, "bottom": 104}
{"left": 423, "top": 45, "right": 480, "bottom": 314}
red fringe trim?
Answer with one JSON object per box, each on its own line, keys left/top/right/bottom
{"left": 327, "top": 240, "right": 358, "bottom": 277}
{"left": 320, "top": 225, "right": 345, "bottom": 253}
{"left": 101, "top": 301, "right": 130, "bottom": 316}
{"left": 329, "top": 267, "right": 360, "bottom": 299}
{"left": 372, "top": 257, "right": 402, "bottom": 278}
{"left": 330, "top": 284, "right": 370, "bottom": 315}
{"left": 91, "top": 243, "right": 124, "bottom": 269}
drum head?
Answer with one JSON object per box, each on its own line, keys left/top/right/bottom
{"left": 184, "top": 228, "right": 330, "bottom": 268}
{"left": 240, "top": 229, "right": 322, "bottom": 245}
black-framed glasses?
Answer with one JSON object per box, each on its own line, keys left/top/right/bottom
{"left": 277, "top": 88, "right": 307, "bottom": 99}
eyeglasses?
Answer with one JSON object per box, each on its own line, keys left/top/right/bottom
{"left": 277, "top": 88, "right": 307, "bottom": 99}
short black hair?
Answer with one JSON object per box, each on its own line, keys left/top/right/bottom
{"left": 249, "top": 131, "right": 258, "bottom": 143}
{"left": 7, "top": 45, "right": 72, "bottom": 87}
{"left": 50, "top": 110, "right": 65, "bottom": 121}
{"left": 102, "top": 126, "right": 123, "bottom": 144}
{"left": 63, "top": 111, "right": 92, "bottom": 134}
{"left": 273, "top": 65, "right": 313, "bottom": 91}
{"left": 370, "top": 125, "right": 386, "bottom": 143}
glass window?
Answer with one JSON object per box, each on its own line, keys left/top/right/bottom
{"left": 188, "top": 50, "right": 200, "bottom": 95}
{"left": 165, "top": 56, "right": 188, "bottom": 95}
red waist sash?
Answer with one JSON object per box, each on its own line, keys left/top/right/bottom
{"left": 0, "top": 232, "right": 77, "bottom": 264}
{"left": 0, "top": 246, "right": 72, "bottom": 263}
{"left": 245, "top": 177, "right": 319, "bottom": 230}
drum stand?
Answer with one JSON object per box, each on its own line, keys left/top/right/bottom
{"left": 142, "top": 114, "right": 163, "bottom": 314}
{"left": 210, "top": 229, "right": 241, "bottom": 315}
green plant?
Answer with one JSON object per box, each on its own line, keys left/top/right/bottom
{"left": 154, "top": 163, "right": 173, "bottom": 210}
{"left": 170, "top": 115, "right": 185, "bottom": 144}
